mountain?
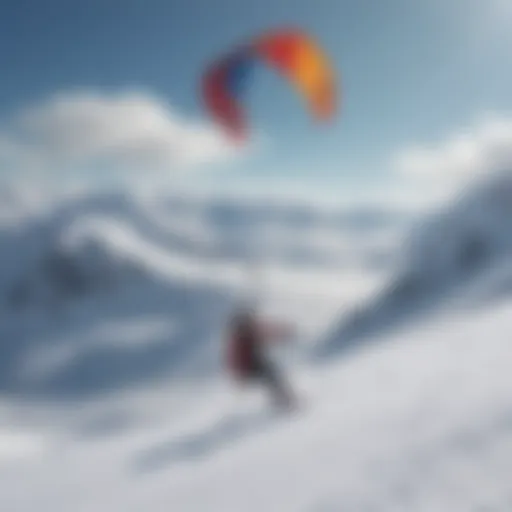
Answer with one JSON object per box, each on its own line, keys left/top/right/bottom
{"left": 2, "top": 175, "right": 512, "bottom": 511}
{"left": 0, "top": 186, "right": 403, "bottom": 402}
{"left": 317, "top": 169, "right": 512, "bottom": 357}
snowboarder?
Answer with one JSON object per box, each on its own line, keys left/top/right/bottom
{"left": 225, "top": 307, "right": 296, "bottom": 410}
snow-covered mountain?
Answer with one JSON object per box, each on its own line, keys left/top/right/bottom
{"left": 318, "top": 169, "right": 512, "bottom": 357}
{"left": 0, "top": 185, "right": 402, "bottom": 403}
{"left": 1, "top": 171, "right": 512, "bottom": 511}
{"left": 3, "top": 169, "right": 512, "bottom": 406}
{"left": 0, "top": 186, "right": 407, "bottom": 301}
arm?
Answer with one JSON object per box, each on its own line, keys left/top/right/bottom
{"left": 259, "top": 321, "right": 296, "bottom": 343}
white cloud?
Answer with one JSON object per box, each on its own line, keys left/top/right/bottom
{"left": 0, "top": 90, "right": 243, "bottom": 178}
{"left": 393, "top": 114, "right": 512, "bottom": 186}
{"left": 0, "top": 430, "right": 46, "bottom": 462}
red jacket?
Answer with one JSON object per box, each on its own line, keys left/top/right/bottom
{"left": 226, "top": 321, "right": 294, "bottom": 379}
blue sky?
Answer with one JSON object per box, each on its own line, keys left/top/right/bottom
{"left": 1, "top": 0, "right": 511, "bottom": 192}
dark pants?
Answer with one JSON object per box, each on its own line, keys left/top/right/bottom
{"left": 250, "top": 357, "right": 293, "bottom": 408}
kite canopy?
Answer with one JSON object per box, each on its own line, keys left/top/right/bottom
{"left": 202, "top": 28, "right": 337, "bottom": 141}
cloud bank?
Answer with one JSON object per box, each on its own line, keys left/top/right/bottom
{"left": 0, "top": 90, "right": 242, "bottom": 179}
{"left": 394, "top": 114, "right": 512, "bottom": 185}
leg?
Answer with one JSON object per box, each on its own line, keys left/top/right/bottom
{"left": 258, "top": 360, "right": 295, "bottom": 410}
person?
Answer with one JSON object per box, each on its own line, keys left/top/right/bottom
{"left": 225, "top": 308, "right": 296, "bottom": 410}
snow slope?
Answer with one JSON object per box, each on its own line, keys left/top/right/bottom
{"left": 2, "top": 293, "right": 512, "bottom": 511}
{"left": 318, "top": 169, "right": 512, "bottom": 357}
{"left": 2, "top": 173, "right": 512, "bottom": 511}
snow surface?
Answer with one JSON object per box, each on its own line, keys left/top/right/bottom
{"left": 1, "top": 172, "right": 512, "bottom": 511}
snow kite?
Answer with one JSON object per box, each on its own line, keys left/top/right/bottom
{"left": 201, "top": 27, "right": 338, "bottom": 141}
